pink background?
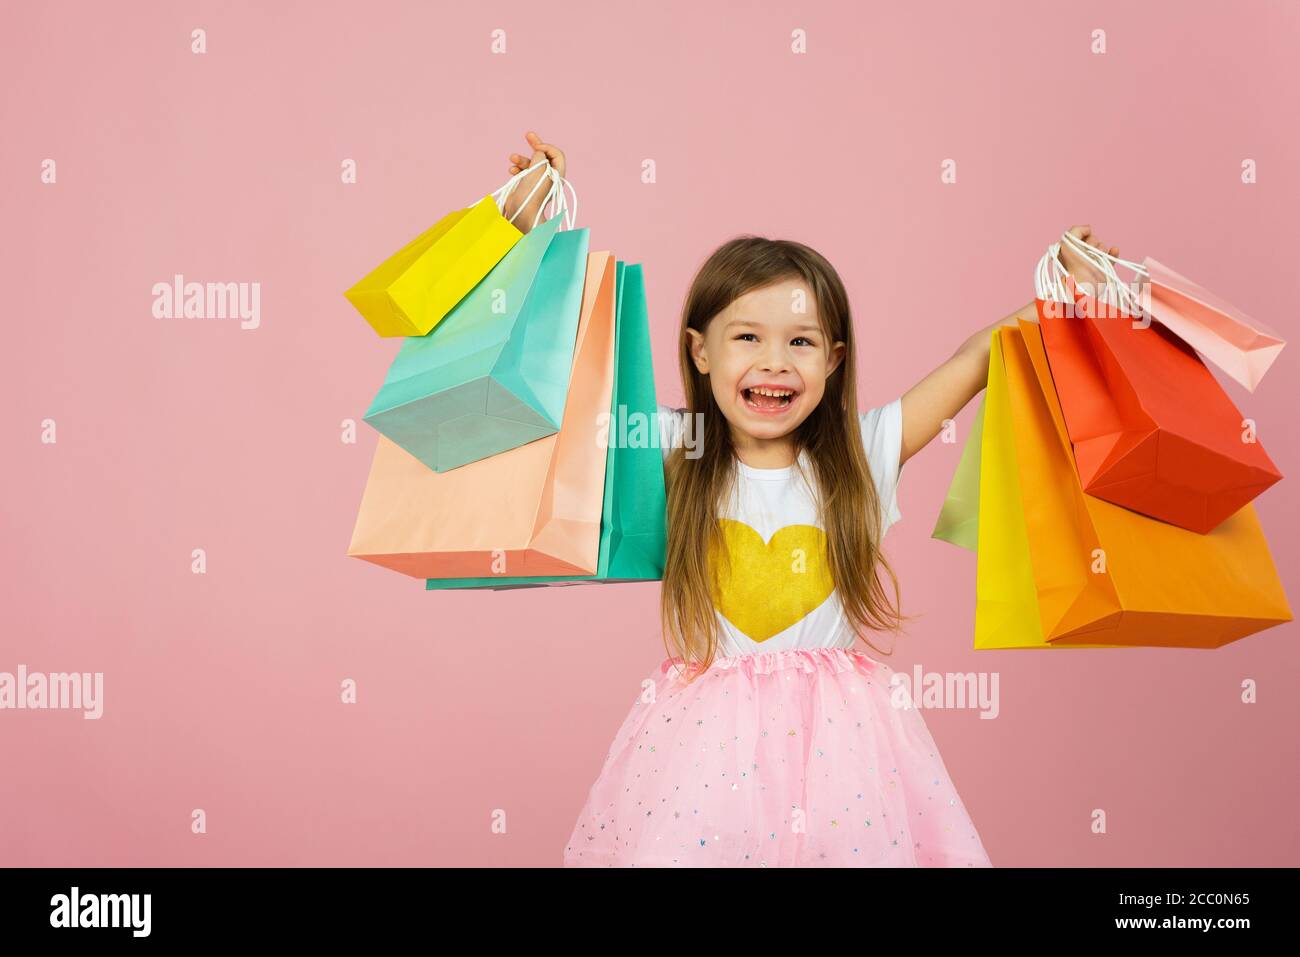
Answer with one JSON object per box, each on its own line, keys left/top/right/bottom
{"left": 2, "top": 0, "right": 1298, "bottom": 866}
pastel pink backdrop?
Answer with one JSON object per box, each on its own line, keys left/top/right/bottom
{"left": 2, "top": 0, "right": 1297, "bottom": 867}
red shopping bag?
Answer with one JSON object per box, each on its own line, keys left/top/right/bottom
{"left": 1036, "top": 278, "right": 1281, "bottom": 534}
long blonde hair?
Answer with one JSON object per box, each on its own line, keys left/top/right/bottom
{"left": 659, "top": 236, "right": 912, "bottom": 681}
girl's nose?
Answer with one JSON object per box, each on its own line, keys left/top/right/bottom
{"left": 759, "top": 349, "right": 792, "bottom": 373}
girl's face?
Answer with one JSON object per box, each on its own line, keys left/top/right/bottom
{"left": 686, "top": 278, "right": 846, "bottom": 444}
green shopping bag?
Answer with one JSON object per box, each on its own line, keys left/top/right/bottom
{"left": 364, "top": 215, "right": 591, "bottom": 473}
{"left": 931, "top": 396, "right": 984, "bottom": 552}
{"left": 425, "top": 262, "right": 667, "bottom": 590}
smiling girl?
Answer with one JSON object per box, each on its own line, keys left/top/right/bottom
{"left": 501, "top": 132, "right": 1115, "bottom": 867}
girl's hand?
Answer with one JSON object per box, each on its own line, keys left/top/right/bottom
{"left": 502, "top": 131, "right": 567, "bottom": 234}
{"left": 1057, "top": 224, "right": 1120, "bottom": 294}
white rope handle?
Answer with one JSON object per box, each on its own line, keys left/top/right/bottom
{"left": 1058, "top": 230, "right": 1146, "bottom": 314}
{"left": 1034, "top": 242, "right": 1073, "bottom": 302}
{"left": 542, "top": 169, "right": 578, "bottom": 231}
{"left": 1034, "top": 236, "right": 1128, "bottom": 305}
{"left": 484, "top": 159, "right": 579, "bottom": 231}
{"left": 1059, "top": 228, "right": 1146, "bottom": 275}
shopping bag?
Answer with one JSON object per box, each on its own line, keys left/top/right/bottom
{"left": 1141, "top": 257, "right": 1285, "bottom": 393}
{"left": 1036, "top": 278, "right": 1281, "bottom": 533}
{"left": 1007, "top": 320, "right": 1291, "bottom": 648}
{"left": 345, "top": 196, "right": 521, "bottom": 337}
{"left": 425, "top": 262, "right": 667, "bottom": 589}
{"left": 347, "top": 250, "right": 618, "bottom": 578}
{"left": 931, "top": 396, "right": 984, "bottom": 552}
{"left": 344, "top": 161, "right": 573, "bottom": 337}
{"left": 1047, "top": 231, "right": 1286, "bottom": 392}
{"left": 364, "top": 214, "right": 591, "bottom": 473}
{"left": 973, "top": 329, "right": 1119, "bottom": 649}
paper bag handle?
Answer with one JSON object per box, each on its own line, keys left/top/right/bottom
{"left": 1056, "top": 229, "right": 1148, "bottom": 314}
{"left": 486, "top": 159, "right": 578, "bottom": 231}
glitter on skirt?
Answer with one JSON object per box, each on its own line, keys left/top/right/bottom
{"left": 563, "top": 646, "right": 992, "bottom": 867}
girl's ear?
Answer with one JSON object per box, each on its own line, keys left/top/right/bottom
{"left": 826, "top": 340, "right": 846, "bottom": 377}
{"left": 686, "top": 328, "right": 709, "bottom": 374}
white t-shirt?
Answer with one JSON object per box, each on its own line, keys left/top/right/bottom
{"left": 657, "top": 399, "right": 905, "bottom": 657}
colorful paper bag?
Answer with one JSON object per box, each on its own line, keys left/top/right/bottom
{"left": 1142, "top": 257, "right": 1285, "bottom": 393}
{"left": 1049, "top": 234, "right": 1286, "bottom": 391}
{"left": 425, "top": 261, "right": 668, "bottom": 589}
{"left": 973, "top": 329, "right": 1119, "bottom": 649}
{"left": 345, "top": 195, "right": 523, "bottom": 337}
{"left": 1037, "top": 282, "right": 1281, "bottom": 533}
{"left": 1007, "top": 320, "right": 1291, "bottom": 648}
{"left": 347, "top": 250, "right": 617, "bottom": 578}
{"left": 931, "top": 396, "right": 984, "bottom": 552}
{"left": 364, "top": 215, "right": 590, "bottom": 473}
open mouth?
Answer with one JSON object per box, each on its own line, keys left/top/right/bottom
{"left": 742, "top": 386, "right": 798, "bottom": 413}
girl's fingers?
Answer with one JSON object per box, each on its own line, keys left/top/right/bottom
{"left": 518, "top": 133, "right": 565, "bottom": 178}
{"left": 535, "top": 144, "right": 561, "bottom": 167}
{"left": 527, "top": 136, "right": 564, "bottom": 168}
{"left": 1066, "top": 224, "right": 1120, "bottom": 261}
{"left": 511, "top": 147, "right": 555, "bottom": 172}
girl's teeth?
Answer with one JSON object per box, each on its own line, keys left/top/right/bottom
{"left": 745, "top": 387, "right": 794, "bottom": 409}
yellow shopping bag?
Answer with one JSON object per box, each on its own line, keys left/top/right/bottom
{"left": 345, "top": 161, "right": 575, "bottom": 337}
{"left": 345, "top": 195, "right": 523, "bottom": 337}
{"left": 974, "top": 329, "right": 1118, "bottom": 649}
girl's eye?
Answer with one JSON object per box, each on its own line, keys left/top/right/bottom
{"left": 735, "top": 333, "right": 815, "bottom": 345}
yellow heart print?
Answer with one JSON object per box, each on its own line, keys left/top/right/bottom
{"left": 709, "top": 519, "right": 835, "bottom": 642}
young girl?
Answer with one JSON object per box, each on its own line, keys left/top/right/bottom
{"left": 500, "top": 132, "right": 1115, "bottom": 868}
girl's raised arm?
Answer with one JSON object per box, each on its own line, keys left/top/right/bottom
{"left": 897, "top": 225, "right": 1119, "bottom": 466}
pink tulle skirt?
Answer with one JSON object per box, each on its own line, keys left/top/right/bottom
{"left": 563, "top": 646, "right": 992, "bottom": 867}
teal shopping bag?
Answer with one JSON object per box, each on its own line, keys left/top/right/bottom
{"left": 364, "top": 214, "right": 590, "bottom": 473}
{"left": 425, "top": 262, "right": 667, "bottom": 590}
